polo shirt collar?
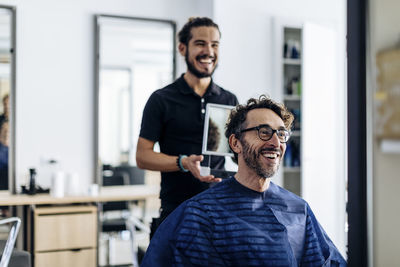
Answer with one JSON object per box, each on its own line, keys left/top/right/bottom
{"left": 177, "top": 74, "right": 221, "bottom": 96}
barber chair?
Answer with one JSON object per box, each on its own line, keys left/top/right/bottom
{"left": 0, "top": 217, "right": 31, "bottom": 267}
{"left": 100, "top": 165, "right": 149, "bottom": 267}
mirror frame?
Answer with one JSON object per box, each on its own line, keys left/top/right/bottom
{"left": 202, "top": 103, "right": 235, "bottom": 157}
{"left": 93, "top": 14, "right": 176, "bottom": 185}
{"left": 0, "top": 5, "right": 16, "bottom": 194}
{"left": 347, "top": 0, "right": 368, "bottom": 265}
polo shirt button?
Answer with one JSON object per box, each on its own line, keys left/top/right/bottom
{"left": 201, "top": 98, "right": 204, "bottom": 103}
{"left": 201, "top": 109, "right": 205, "bottom": 114}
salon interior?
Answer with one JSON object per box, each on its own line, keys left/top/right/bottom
{"left": 0, "top": 0, "right": 397, "bottom": 266}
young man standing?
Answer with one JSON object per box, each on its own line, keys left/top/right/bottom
{"left": 136, "top": 17, "right": 238, "bottom": 237}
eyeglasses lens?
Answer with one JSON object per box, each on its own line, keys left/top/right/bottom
{"left": 258, "top": 126, "right": 273, "bottom": 140}
{"left": 258, "top": 126, "right": 289, "bottom": 142}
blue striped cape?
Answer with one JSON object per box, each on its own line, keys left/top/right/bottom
{"left": 141, "top": 177, "right": 346, "bottom": 266}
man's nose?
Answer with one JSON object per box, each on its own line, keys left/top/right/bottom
{"left": 268, "top": 132, "right": 281, "bottom": 147}
{"left": 204, "top": 44, "right": 214, "bottom": 56}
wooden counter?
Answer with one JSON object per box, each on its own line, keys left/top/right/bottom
{"left": 0, "top": 185, "right": 160, "bottom": 206}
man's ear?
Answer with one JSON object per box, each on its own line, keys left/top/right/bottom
{"left": 229, "top": 134, "right": 242, "bottom": 154}
{"left": 178, "top": 43, "right": 186, "bottom": 57}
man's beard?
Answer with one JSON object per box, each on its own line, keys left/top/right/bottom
{"left": 185, "top": 51, "right": 218, "bottom": 78}
{"left": 241, "top": 138, "right": 282, "bottom": 179}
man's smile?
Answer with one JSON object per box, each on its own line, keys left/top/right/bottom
{"left": 259, "top": 148, "right": 282, "bottom": 164}
{"left": 196, "top": 55, "right": 215, "bottom": 66}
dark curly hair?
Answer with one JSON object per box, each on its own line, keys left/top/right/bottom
{"left": 178, "top": 17, "right": 220, "bottom": 45}
{"left": 225, "top": 95, "right": 294, "bottom": 162}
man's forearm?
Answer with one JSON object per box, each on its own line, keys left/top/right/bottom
{"left": 136, "top": 137, "right": 220, "bottom": 183}
{"left": 136, "top": 149, "right": 179, "bottom": 172}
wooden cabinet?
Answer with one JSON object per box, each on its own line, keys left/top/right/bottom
{"left": 35, "top": 249, "right": 96, "bottom": 267}
{"left": 32, "top": 205, "right": 97, "bottom": 267}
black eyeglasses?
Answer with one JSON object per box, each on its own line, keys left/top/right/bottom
{"left": 240, "top": 124, "right": 291, "bottom": 143}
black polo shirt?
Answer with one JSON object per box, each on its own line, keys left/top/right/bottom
{"left": 139, "top": 74, "right": 238, "bottom": 207}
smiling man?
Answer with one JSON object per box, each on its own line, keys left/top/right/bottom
{"left": 141, "top": 95, "right": 346, "bottom": 266}
{"left": 136, "top": 17, "right": 238, "bottom": 238}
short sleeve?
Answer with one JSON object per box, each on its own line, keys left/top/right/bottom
{"left": 221, "top": 89, "right": 239, "bottom": 106}
{"left": 232, "top": 94, "right": 239, "bottom": 106}
{"left": 139, "top": 91, "right": 164, "bottom": 142}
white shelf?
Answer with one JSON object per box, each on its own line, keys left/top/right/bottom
{"left": 283, "top": 94, "right": 301, "bottom": 101}
{"left": 283, "top": 167, "right": 301, "bottom": 173}
{"left": 0, "top": 62, "right": 10, "bottom": 76}
{"left": 291, "top": 130, "right": 301, "bottom": 137}
{"left": 380, "top": 139, "right": 400, "bottom": 153}
{"left": 283, "top": 58, "right": 301, "bottom": 65}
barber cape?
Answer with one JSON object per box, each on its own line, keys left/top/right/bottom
{"left": 141, "top": 177, "right": 346, "bottom": 266}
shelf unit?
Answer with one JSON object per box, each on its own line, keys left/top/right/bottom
{"left": 272, "top": 18, "right": 347, "bottom": 254}
{"left": 274, "top": 21, "right": 303, "bottom": 197}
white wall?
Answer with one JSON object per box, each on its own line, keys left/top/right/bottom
{"left": 369, "top": 0, "right": 400, "bottom": 265}
{"left": 213, "top": 0, "right": 346, "bottom": 102}
{"left": 0, "top": 0, "right": 213, "bottom": 190}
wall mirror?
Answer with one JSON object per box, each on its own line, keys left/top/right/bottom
{"left": 94, "top": 15, "right": 176, "bottom": 186}
{"left": 0, "top": 6, "right": 15, "bottom": 193}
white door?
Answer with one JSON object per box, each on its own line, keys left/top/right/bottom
{"left": 302, "top": 22, "right": 347, "bottom": 256}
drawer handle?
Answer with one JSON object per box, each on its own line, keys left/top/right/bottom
{"left": 71, "top": 248, "right": 82, "bottom": 252}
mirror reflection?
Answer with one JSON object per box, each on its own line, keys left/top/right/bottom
{"left": 202, "top": 103, "right": 234, "bottom": 156}
{"left": 0, "top": 7, "right": 14, "bottom": 192}
{"left": 96, "top": 15, "right": 175, "bottom": 186}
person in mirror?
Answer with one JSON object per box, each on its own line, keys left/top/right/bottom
{"left": 141, "top": 95, "right": 347, "bottom": 266}
{"left": 0, "top": 94, "right": 9, "bottom": 126}
{"left": 207, "top": 118, "right": 221, "bottom": 152}
{"left": 136, "top": 17, "right": 238, "bottom": 238}
{"left": 0, "top": 120, "right": 9, "bottom": 190}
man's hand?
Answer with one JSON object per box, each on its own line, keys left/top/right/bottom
{"left": 182, "top": 155, "right": 222, "bottom": 183}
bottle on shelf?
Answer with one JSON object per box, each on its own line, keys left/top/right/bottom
{"left": 28, "top": 168, "right": 37, "bottom": 195}
{"left": 292, "top": 141, "right": 301, "bottom": 167}
{"left": 291, "top": 108, "right": 301, "bottom": 131}
{"left": 284, "top": 142, "right": 292, "bottom": 167}
{"left": 291, "top": 78, "right": 299, "bottom": 95}
{"left": 286, "top": 78, "right": 293, "bottom": 95}
{"left": 285, "top": 77, "right": 301, "bottom": 96}
{"left": 292, "top": 40, "right": 301, "bottom": 59}
{"left": 297, "top": 79, "right": 302, "bottom": 96}
{"left": 283, "top": 39, "right": 301, "bottom": 59}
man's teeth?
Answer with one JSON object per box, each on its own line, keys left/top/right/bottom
{"left": 262, "top": 153, "right": 278, "bottom": 159}
{"left": 199, "top": 59, "right": 212, "bottom": 63}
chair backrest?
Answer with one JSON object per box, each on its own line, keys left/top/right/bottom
{"left": 0, "top": 217, "right": 21, "bottom": 267}
{"left": 102, "top": 165, "right": 131, "bottom": 212}
{"left": 102, "top": 172, "right": 129, "bottom": 212}
{"left": 114, "top": 166, "right": 145, "bottom": 185}
{"left": 102, "top": 165, "right": 146, "bottom": 212}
